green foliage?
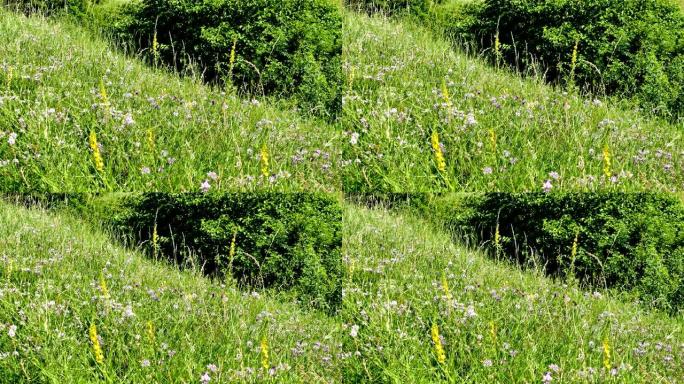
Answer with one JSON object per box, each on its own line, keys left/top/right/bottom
{"left": 459, "top": 0, "right": 684, "bottom": 119}
{"left": 345, "top": 0, "right": 445, "bottom": 17}
{"left": 116, "top": 0, "right": 342, "bottom": 118}
{"left": 434, "top": 193, "right": 684, "bottom": 312}
{"left": 107, "top": 193, "right": 342, "bottom": 313}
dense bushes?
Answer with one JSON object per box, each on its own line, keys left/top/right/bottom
{"left": 115, "top": 0, "right": 342, "bottom": 118}
{"left": 456, "top": 0, "right": 684, "bottom": 119}
{"left": 105, "top": 193, "right": 342, "bottom": 313}
{"left": 427, "top": 193, "right": 684, "bottom": 312}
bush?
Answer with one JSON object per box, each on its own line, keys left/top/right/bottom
{"left": 105, "top": 193, "right": 342, "bottom": 313}
{"left": 116, "top": 0, "right": 342, "bottom": 118}
{"left": 461, "top": 0, "right": 684, "bottom": 119}
{"left": 431, "top": 193, "right": 684, "bottom": 312}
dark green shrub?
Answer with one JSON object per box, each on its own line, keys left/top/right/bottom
{"left": 116, "top": 0, "right": 342, "bottom": 118}
{"left": 107, "top": 193, "right": 342, "bottom": 313}
{"left": 433, "top": 193, "right": 684, "bottom": 312}
{"left": 345, "top": 0, "right": 445, "bottom": 17}
{"left": 460, "top": 0, "right": 684, "bottom": 119}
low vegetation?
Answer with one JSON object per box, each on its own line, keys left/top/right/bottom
{"left": 0, "top": 199, "right": 342, "bottom": 383}
{"left": 342, "top": 11, "right": 684, "bottom": 193}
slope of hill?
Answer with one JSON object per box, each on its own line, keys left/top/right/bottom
{"left": 0, "top": 200, "right": 342, "bottom": 383}
{"left": 341, "top": 203, "right": 684, "bottom": 382}
{"left": 342, "top": 11, "right": 684, "bottom": 193}
{"left": 0, "top": 9, "right": 340, "bottom": 193}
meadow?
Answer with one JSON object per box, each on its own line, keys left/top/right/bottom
{"left": 1, "top": 0, "right": 684, "bottom": 383}
{"left": 342, "top": 10, "right": 684, "bottom": 193}
{"left": 0, "top": 199, "right": 343, "bottom": 383}
{"left": 0, "top": 8, "right": 340, "bottom": 193}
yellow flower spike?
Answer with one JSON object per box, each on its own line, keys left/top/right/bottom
{"left": 602, "top": 144, "right": 612, "bottom": 179}
{"left": 229, "top": 38, "right": 237, "bottom": 76}
{"left": 431, "top": 323, "right": 446, "bottom": 364}
{"left": 260, "top": 336, "right": 270, "bottom": 371}
{"left": 152, "top": 30, "right": 159, "bottom": 62}
{"left": 489, "top": 321, "right": 497, "bottom": 345}
{"left": 89, "top": 323, "right": 104, "bottom": 364}
{"left": 152, "top": 223, "right": 159, "bottom": 257}
{"left": 489, "top": 128, "right": 497, "bottom": 153}
{"left": 99, "top": 272, "right": 110, "bottom": 300}
{"left": 431, "top": 131, "right": 446, "bottom": 174}
{"left": 494, "top": 32, "right": 501, "bottom": 58}
{"left": 260, "top": 143, "right": 270, "bottom": 178}
{"left": 494, "top": 223, "right": 501, "bottom": 252}
{"left": 570, "top": 40, "right": 579, "bottom": 77}
{"left": 603, "top": 337, "right": 611, "bottom": 370}
{"left": 146, "top": 320, "right": 155, "bottom": 344}
{"left": 441, "top": 272, "right": 452, "bottom": 302}
{"left": 571, "top": 231, "right": 579, "bottom": 262}
{"left": 146, "top": 128, "right": 155, "bottom": 151}
{"left": 89, "top": 130, "right": 105, "bottom": 173}
{"left": 441, "top": 79, "right": 451, "bottom": 107}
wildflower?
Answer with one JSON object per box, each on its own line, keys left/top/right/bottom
{"left": 7, "top": 325, "right": 16, "bottom": 338}
{"left": 99, "top": 272, "right": 110, "bottom": 300}
{"left": 141, "top": 359, "right": 151, "bottom": 368}
{"left": 549, "top": 171, "right": 560, "bottom": 180}
{"left": 146, "top": 320, "right": 155, "bottom": 344}
{"left": 489, "top": 321, "right": 497, "bottom": 344}
{"left": 602, "top": 144, "right": 612, "bottom": 178}
{"left": 441, "top": 78, "right": 451, "bottom": 107}
{"left": 228, "top": 230, "right": 237, "bottom": 270}
{"left": 123, "top": 113, "right": 135, "bottom": 126}
{"left": 494, "top": 223, "right": 501, "bottom": 251}
{"left": 146, "top": 128, "right": 155, "bottom": 151}
{"left": 7, "top": 132, "right": 16, "bottom": 146}
{"left": 542, "top": 372, "right": 553, "bottom": 383}
{"left": 494, "top": 32, "right": 501, "bottom": 59}
{"left": 549, "top": 364, "right": 560, "bottom": 373}
{"left": 152, "top": 31, "right": 159, "bottom": 61}
{"left": 260, "top": 336, "right": 270, "bottom": 371}
{"left": 207, "top": 171, "right": 218, "bottom": 181}
{"left": 141, "top": 167, "right": 151, "bottom": 175}
{"left": 152, "top": 223, "right": 159, "bottom": 256}
{"left": 207, "top": 364, "right": 218, "bottom": 373}
{"left": 483, "top": 166, "right": 493, "bottom": 175}
{"left": 431, "top": 131, "right": 446, "bottom": 174}
{"left": 89, "top": 130, "right": 105, "bottom": 173}
{"left": 465, "top": 112, "right": 477, "bottom": 126}
{"left": 260, "top": 144, "right": 270, "bottom": 178}
{"left": 430, "top": 323, "right": 446, "bottom": 364}
{"left": 200, "top": 180, "right": 211, "bottom": 193}
{"left": 350, "top": 132, "right": 360, "bottom": 145}
{"left": 123, "top": 305, "right": 135, "bottom": 319}
{"left": 603, "top": 338, "right": 611, "bottom": 370}
{"left": 229, "top": 38, "right": 237, "bottom": 76}
{"left": 483, "top": 359, "right": 493, "bottom": 367}
{"left": 441, "top": 272, "right": 452, "bottom": 301}
{"left": 570, "top": 40, "right": 579, "bottom": 79}
{"left": 89, "top": 323, "right": 104, "bottom": 364}
{"left": 350, "top": 324, "right": 359, "bottom": 338}
{"left": 200, "top": 372, "right": 211, "bottom": 383}
{"left": 465, "top": 305, "right": 477, "bottom": 318}
{"left": 542, "top": 180, "right": 553, "bottom": 193}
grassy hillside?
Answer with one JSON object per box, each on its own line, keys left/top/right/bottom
{"left": 342, "top": 11, "right": 684, "bottom": 193}
{"left": 0, "top": 200, "right": 342, "bottom": 383}
{"left": 0, "top": 9, "right": 339, "bottom": 193}
{"left": 341, "top": 203, "right": 684, "bottom": 382}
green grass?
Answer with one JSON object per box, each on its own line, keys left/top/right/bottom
{"left": 0, "top": 199, "right": 342, "bottom": 383}
{"left": 341, "top": 202, "right": 684, "bottom": 383}
{"left": 342, "top": 11, "right": 684, "bottom": 193}
{"left": 0, "top": 9, "right": 340, "bottom": 193}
